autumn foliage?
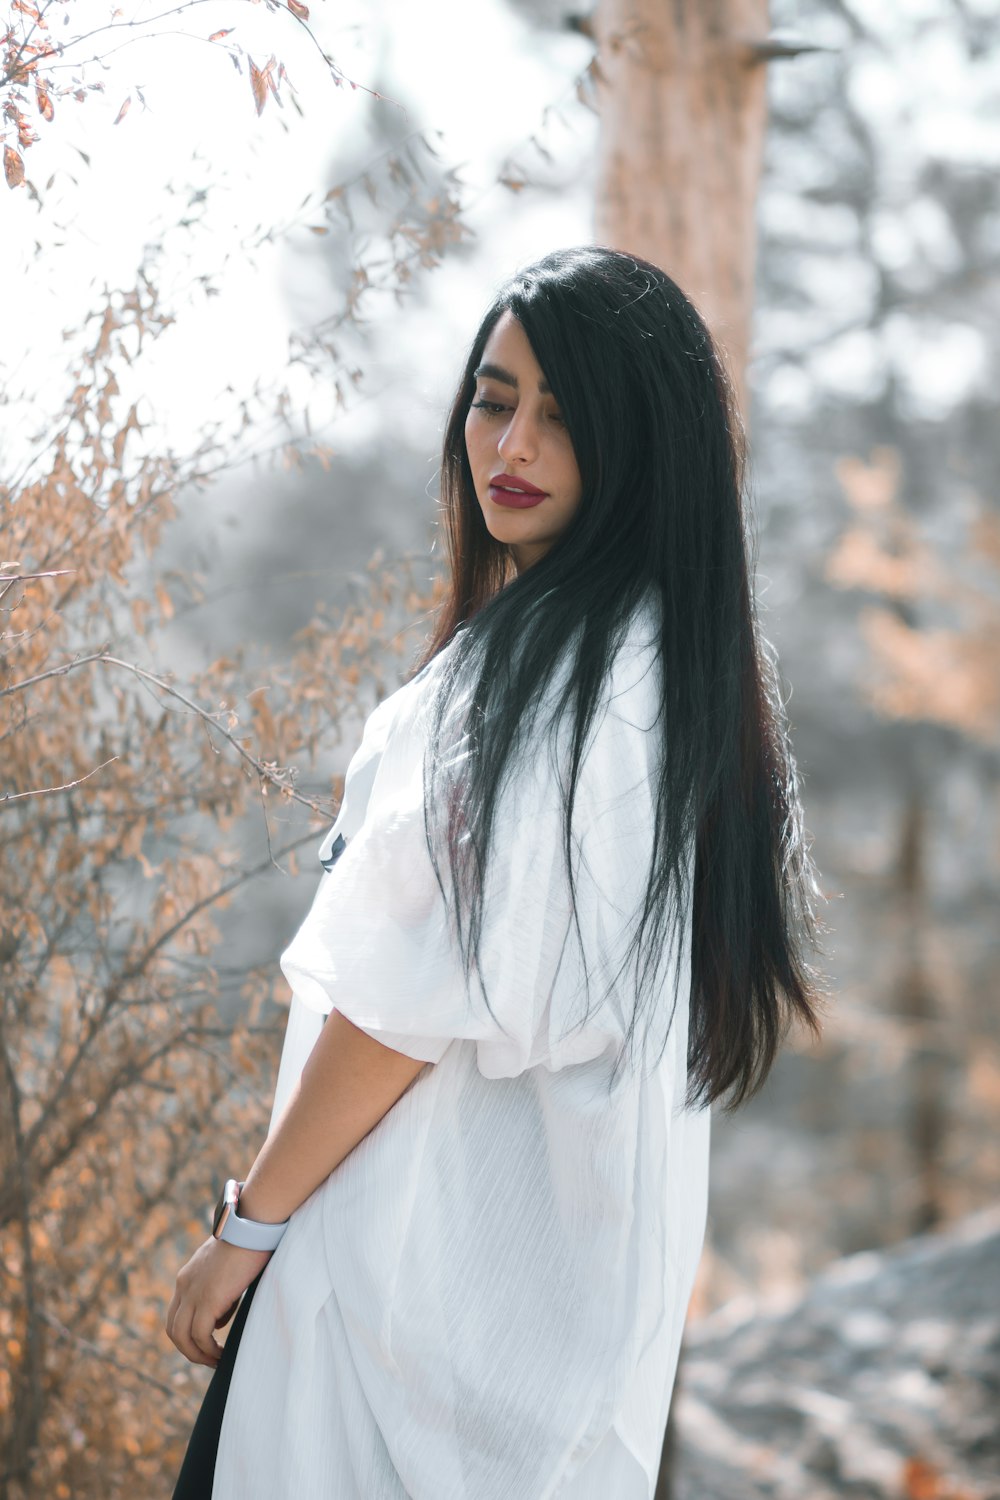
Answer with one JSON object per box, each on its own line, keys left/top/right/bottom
{"left": 826, "top": 444, "right": 1000, "bottom": 748}
{"left": 0, "top": 276, "right": 440, "bottom": 1494}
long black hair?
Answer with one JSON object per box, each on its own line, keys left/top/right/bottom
{"left": 412, "top": 245, "right": 829, "bottom": 1111}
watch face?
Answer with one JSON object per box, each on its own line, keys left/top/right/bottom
{"left": 212, "top": 1179, "right": 239, "bottom": 1238}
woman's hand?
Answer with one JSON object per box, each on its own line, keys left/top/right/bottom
{"left": 166, "top": 1237, "right": 272, "bottom": 1368}
{"left": 164, "top": 1012, "right": 429, "bottom": 1371}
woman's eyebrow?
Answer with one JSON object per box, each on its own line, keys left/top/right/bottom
{"left": 473, "top": 362, "right": 552, "bottom": 395}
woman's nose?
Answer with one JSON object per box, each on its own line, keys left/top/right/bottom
{"left": 497, "top": 409, "right": 539, "bottom": 463}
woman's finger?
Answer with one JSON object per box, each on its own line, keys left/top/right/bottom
{"left": 166, "top": 1287, "right": 216, "bottom": 1368}
{"left": 176, "top": 1307, "right": 219, "bottom": 1368}
{"left": 190, "top": 1307, "right": 223, "bottom": 1366}
{"left": 164, "top": 1284, "right": 180, "bottom": 1344}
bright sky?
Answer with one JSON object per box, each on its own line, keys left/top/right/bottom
{"left": 3, "top": 0, "right": 997, "bottom": 493}
{"left": 2, "top": 0, "right": 596, "bottom": 486}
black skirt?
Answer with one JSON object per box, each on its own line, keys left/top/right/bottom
{"left": 171, "top": 1270, "right": 263, "bottom": 1499}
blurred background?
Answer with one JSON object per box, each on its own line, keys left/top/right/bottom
{"left": 2, "top": 0, "right": 998, "bottom": 1496}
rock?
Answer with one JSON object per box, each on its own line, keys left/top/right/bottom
{"left": 673, "top": 1206, "right": 1000, "bottom": 1500}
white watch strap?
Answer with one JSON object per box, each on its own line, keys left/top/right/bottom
{"left": 218, "top": 1187, "right": 290, "bottom": 1252}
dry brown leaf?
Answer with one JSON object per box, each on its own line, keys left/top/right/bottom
{"left": 901, "top": 1457, "right": 975, "bottom": 1500}
{"left": 208, "top": 26, "right": 234, "bottom": 41}
{"left": 155, "top": 583, "right": 174, "bottom": 621}
{"left": 113, "top": 96, "right": 131, "bottom": 125}
{"left": 16, "top": 109, "right": 37, "bottom": 149}
{"left": 3, "top": 146, "right": 25, "bottom": 189}
{"left": 248, "top": 57, "right": 268, "bottom": 115}
{"left": 265, "top": 56, "right": 280, "bottom": 102}
{"left": 35, "top": 79, "right": 54, "bottom": 121}
{"left": 287, "top": 0, "right": 309, "bottom": 17}
{"left": 835, "top": 445, "right": 902, "bottom": 513}
{"left": 903, "top": 1457, "right": 942, "bottom": 1499}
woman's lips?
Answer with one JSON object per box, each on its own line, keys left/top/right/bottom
{"left": 488, "top": 483, "right": 548, "bottom": 509}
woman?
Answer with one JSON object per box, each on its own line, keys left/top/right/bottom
{"left": 167, "top": 245, "right": 827, "bottom": 1498}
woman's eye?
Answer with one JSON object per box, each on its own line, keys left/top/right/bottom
{"left": 471, "top": 399, "right": 566, "bottom": 425}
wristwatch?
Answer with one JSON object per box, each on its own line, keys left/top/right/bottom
{"left": 212, "top": 1178, "right": 290, "bottom": 1252}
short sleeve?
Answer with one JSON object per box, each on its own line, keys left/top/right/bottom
{"left": 316, "top": 672, "right": 417, "bottom": 862}
{"left": 278, "top": 622, "right": 690, "bottom": 1079}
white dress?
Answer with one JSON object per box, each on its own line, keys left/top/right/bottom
{"left": 212, "top": 595, "right": 711, "bottom": 1500}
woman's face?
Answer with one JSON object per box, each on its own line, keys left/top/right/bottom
{"left": 464, "top": 310, "right": 583, "bottom": 574}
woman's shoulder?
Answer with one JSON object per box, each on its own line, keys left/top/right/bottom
{"left": 619, "top": 585, "right": 662, "bottom": 655}
{"left": 602, "top": 589, "right": 663, "bottom": 724}
{"left": 316, "top": 646, "right": 453, "bottom": 856}
{"left": 529, "top": 593, "right": 663, "bottom": 791}
{"left": 359, "top": 628, "right": 463, "bottom": 736}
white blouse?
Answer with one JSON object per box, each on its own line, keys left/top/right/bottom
{"left": 213, "top": 594, "right": 711, "bottom": 1500}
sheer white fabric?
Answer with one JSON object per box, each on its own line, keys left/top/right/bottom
{"left": 213, "top": 594, "right": 712, "bottom": 1500}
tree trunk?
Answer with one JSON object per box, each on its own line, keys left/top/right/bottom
{"left": 591, "top": 0, "right": 771, "bottom": 422}
{"left": 590, "top": 3, "right": 774, "bottom": 1492}
{"left": 895, "top": 776, "right": 946, "bottom": 1236}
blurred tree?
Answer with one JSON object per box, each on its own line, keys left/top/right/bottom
{"left": 741, "top": 0, "right": 1000, "bottom": 1287}
{"left": 689, "top": 0, "right": 1000, "bottom": 1364}
{"left": 826, "top": 446, "right": 1000, "bottom": 1236}
{"left": 0, "top": 274, "right": 442, "bottom": 1493}
{"left": 590, "top": 0, "right": 831, "bottom": 416}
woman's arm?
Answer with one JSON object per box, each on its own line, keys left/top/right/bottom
{"left": 165, "top": 1011, "right": 430, "bottom": 1368}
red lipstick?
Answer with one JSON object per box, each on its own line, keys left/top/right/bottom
{"left": 488, "top": 473, "right": 548, "bottom": 509}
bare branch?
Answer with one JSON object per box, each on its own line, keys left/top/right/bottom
{"left": 738, "top": 31, "right": 840, "bottom": 64}
{"left": 0, "top": 754, "right": 119, "bottom": 806}
{"left": 119, "top": 827, "right": 321, "bottom": 985}
{"left": 0, "top": 1006, "right": 45, "bottom": 1474}
{"left": 1, "top": 648, "right": 112, "bottom": 700}
{"left": 0, "top": 568, "right": 75, "bottom": 606}
{"left": 97, "top": 652, "right": 334, "bottom": 812}
{"left": 37, "top": 1307, "right": 178, "bottom": 1400}
{"left": 4, "top": 828, "right": 317, "bottom": 1213}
